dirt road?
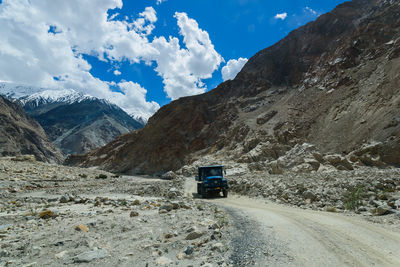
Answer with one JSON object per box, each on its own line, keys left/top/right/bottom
{"left": 185, "top": 178, "right": 400, "bottom": 266}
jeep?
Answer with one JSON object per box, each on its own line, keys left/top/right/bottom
{"left": 195, "top": 165, "right": 228, "bottom": 198}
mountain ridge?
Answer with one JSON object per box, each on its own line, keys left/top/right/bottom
{"left": 0, "top": 95, "right": 63, "bottom": 162}
{"left": 1, "top": 83, "right": 146, "bottom": 154}
{"left": 67, "top": 0, "right": 400, "bottom": 174}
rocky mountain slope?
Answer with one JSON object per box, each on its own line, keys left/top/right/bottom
{"left": 1, "top": 84, "right": 145, "bottom": 155}
{"left": 0, "top": 96, "right": 63, "bottom": 163}
{"left": 67, "top": 0, "right": 400, "bottom": 174}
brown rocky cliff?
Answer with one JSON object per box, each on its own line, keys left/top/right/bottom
{"left": 0, "top": 96, "right": 63, "bottom": 163}
{"left": 67, "top": 0, "right": 400, "bottom": 173}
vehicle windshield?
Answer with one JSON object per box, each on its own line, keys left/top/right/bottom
{"left": 200, "top": 167, "right": 222, "bottom": 178}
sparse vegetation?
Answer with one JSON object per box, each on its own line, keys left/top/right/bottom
{"left": 343, "top": 185, "right": 365, "bottom": 211}
{"left": 79, "top": 173, "right": 87, "bottom": 178}
{"left": 95, "top": 174, "right": 108, "bottom": 179}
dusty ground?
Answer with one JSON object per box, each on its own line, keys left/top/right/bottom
{"left": 2, "top": 156, "right": 400, "bottom": 266}
{"left": 0, "top": 157, "right": 233, "bottom": 267}
{"left": 185, "top": 175, "right": 400, "bottom": 266}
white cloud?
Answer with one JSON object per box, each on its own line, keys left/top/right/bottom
{"left": 274, "top": 12, "right": 288, "bottom": 20}
{"left": 0, "top": 0, "right": 223, "bottom": 118}
{"left": 156, "top": 0, "right": 167, "bottom": 5}
{"left": 304, "top": 6, "right": 317, "bottom": 16}
{"left": 221, "top": 58, "right": 248, "bottom": 81}
{"left": 150, "top": 12, "right": 224, "bottom": 100}
{"left": 113, "top": 70, "right": 121, "bottom": 76}
{"left": 109, "top": 81, "right": 160, "bottom": 119}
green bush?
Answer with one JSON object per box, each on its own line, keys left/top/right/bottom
{"left": 343, "top": 185, "right": 364, "bottom": 210}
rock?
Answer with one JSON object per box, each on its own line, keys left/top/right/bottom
{"left": 267, "top": 161, "right": 284, "bottom": 174}
{"left": 133, "top": 199, "right": 141, "bottom": 205}
{"left": 211, "top": 242, "right": 223, "bottom": 252}
{"left": 177, "top": 253, "right": 185, "bottom": 260}
{"left": 185, "top": 231, "right": 204, "bottom": 240}
{"left": 303, "top": 191, "right": 316, "bottom": 201}
{"left": 171, "top": 202, "right": 180, "bottom": 210}
{"left": 256, "top": 110, "right": 277, "bottom": 125}
{"left": 395, "top": 200, "right": 400, "bottom": 209}
{"left": 162, "top": 171, "right": 177, "bottom": 180}
{"left": 184, "top": 245, "right": 195, "bottom": 255}
{"left": 156, "top": 256, "right": 173, "bottom": 265}
{"left": 74, "top": 248, "right": 108, "bottom": 263}
{"left": 168, "top": 187, "right": 181, "bottom": 199}
{"left": 317, "top": 164, "right": 337, "bottom": 173}
{"left": 130, "top": 211, "right": 139, "bottom": 217}
{"left": 59, "top": 195, "right": 69, "bottom": 203}
{"left": 39, "top": 210, "right": 53, "bottom": 219}
{"left": 292, "top": 163, "right": 315, "bottom": 173}
{"left": 0, "top": 224, "right": 13, "bottom": 232}
{"left": 75, "top": 224, "right": 89, "bottom": 232}
{"left": 373, "top": 205, "right": 391, "bottom": 216}
{"left": 55, "top": 250, "right": 68, "bottom": 259}
{"left": 323, "top": 154, "right": 342, "bottom": 165}
{"left": 312, "top": 152, "right": 324, "bottom": 162}
{"left": 159, "top": 204, "right": 173, "bottom": 212}
{"left": 304, "top": 158, "right": 320, "bottom": 170}
{"left": 22, "top": 262, "right": 37, "bottom": 267}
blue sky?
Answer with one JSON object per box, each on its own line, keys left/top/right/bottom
{"left": 90, "top": 0, "right": 347, "bottom": 106}
{"left": 0, "top": 0, "right": 347, "bottom": 118}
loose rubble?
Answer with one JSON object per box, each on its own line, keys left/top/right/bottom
{"left": 0, "top": 157, "right": 234, "bottom": 266}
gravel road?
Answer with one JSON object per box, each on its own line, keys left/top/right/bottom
{"left": 185, "top": 177, "right": 400, "bottom": 266}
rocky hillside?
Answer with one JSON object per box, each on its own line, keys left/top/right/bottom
{"left": 0, "top": 96, "right": 63, "bottom": 163}
{"left": 24, "top": 97, "right": 144, "bottom": 155}
{"left": 1, "top": 85, "right": 145, "bottom": 155}
{"left": 67, "top": 0, "right": 400, "bottom": 174}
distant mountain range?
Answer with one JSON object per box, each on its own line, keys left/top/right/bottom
{"left": 0, "top": 82, "right": 145, "bottom": 155}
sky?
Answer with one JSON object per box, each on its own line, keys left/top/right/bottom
{"left": 0, "top": 0, "right": 348, "bottom": 119}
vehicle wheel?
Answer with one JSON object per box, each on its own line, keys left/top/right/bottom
{"left": 222, "top": 189, "right": 228, "bottom": 198}
{"left": 197, "top": 184, "right": 201, "bottom": 195}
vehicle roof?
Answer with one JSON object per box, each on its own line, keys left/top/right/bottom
{"left": 198, "top": 165, "right": 224, "bottom": 169}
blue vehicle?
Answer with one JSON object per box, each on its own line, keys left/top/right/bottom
{"left": 195, "top": 165, "right": 228, "bottom": 198}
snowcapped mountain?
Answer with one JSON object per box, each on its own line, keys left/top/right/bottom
{"left": 0, "top": 82, "right": 145, "bottom": 155}
{"left": 18, "top": 89, "right": 95, "bottom": 106}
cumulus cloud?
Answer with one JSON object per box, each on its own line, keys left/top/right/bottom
{"left": 113, "top": 70, "right": 121, "bottom": 76}
{"left": 0, "top": 0, "right": 223, "bottom": 118}
{"left": 108, "top": 81, "right": 159, "bottom": 119}
{"left": 221, "top": 58, "right": 248, "bottom": 81}
{"left": 156, "top": 0, "right": 167, "bottom": 5}
{"left": 274, "top": 12, "right": 287, "bottom": 20}
{"left": 151, "top": 12, "right": 224, "bottom": 99}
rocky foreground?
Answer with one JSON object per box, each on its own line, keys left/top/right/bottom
{"left": 1, "top": 155, "right": 400, "bottom": 266}
{"left": 0, "top": 157, "right": 232, "bottom": 267}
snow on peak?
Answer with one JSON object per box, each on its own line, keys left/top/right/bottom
{"left": 0, "top": 82, "right": 146, "bottom": 123}
{"left": 19, "top": 89, "right": 94, "bottom": 105}
{"left": 0, "top": 82, "right": 94, "bottom": 105}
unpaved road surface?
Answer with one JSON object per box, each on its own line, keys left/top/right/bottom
{"left": 186, "top": 178, "right": 400, "bottom": 266}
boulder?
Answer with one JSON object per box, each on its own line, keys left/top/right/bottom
{"left": 74, "top": 248, "right": 108, "bottom": 263}
{"left": 161, "top": 171, "right": 177, "bottom": 180}
{"left": 373, "top": 205, "right": 391, "bottom": 216}
{"left": 185, "top": 231, "right": 204, "bottom": 240}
